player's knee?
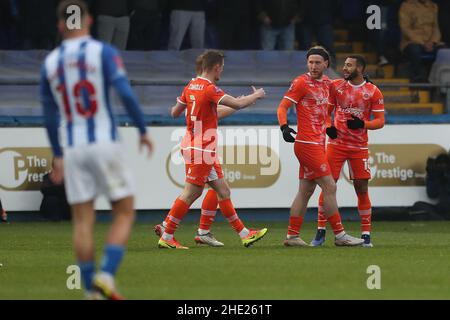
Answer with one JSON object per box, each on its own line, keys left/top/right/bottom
{"left": 190, "top": 189, "right": 203, "bottom": 203}
{"left": 180, "top": 189, "right": 202, "bottom": 205}
{"left": 322, "top": 183, "right": 337, "bottom": 195}
{"left": 354, "top": 180, "right": 368, "bottom": 193}
{"left": 217, "top": 186, "right": 231, "bottom": 200}
{"left": 302, "top": 188, "right": 315, "bottom": 199}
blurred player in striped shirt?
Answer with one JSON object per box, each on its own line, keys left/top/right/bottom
{"left": 40, "top": 0, "right": 153, "bottom": 299}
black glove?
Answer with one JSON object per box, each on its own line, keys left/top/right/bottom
{"left": 280, "top": 124, "right": 297, "bottom": 143}
{"left": 347, "top": 115, "right": 365, "bottom": 130}
{"left": 326, "top": 126, "right": 337, "bottom": 139}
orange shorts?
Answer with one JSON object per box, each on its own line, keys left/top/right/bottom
{"left": 182, "top": 149, "right": 224, "bottom": 186}
{"left": 294, "top": 142, "right": 331, "bottom": 180}
{"left": 326, "top": 143, "right": 371, "bottom": 180}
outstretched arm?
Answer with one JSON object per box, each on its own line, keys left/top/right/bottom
{"left": 219, "top": 86, "right": 265, "bottom": 110}
{"left": 217, "top": 105, "right": 237, "bottom": 119}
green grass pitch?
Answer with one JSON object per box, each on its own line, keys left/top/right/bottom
{"left": 1, "top": 221, "right": 449, "bottom": 299}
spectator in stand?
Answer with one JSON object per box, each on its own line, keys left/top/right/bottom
{"left": 93, "top": 0, "right": 131, "bottom": 50}
{"left": 128, "top": 0, "right": 164, "bottom": 50}
{"left": 299, "top": 0, "right": 336, "bottom": 61}
{"left": 365, "top": 0, "right": 398, "bottom": 66}
{"left": 0, "top": 0, "right": 19, "bottom": 49}
{"left": 18, "top": 0, "right": 57, "bottom": 49}
{"left": 256, "top": 0, "right": 300, "bottom": 50}
{"left": 216, "top": 0, "right": 253, "bottom": 50}
{"left": 399, "top": 0, "right": 444, "bottom": 82}
{"left": 436, "top": 0, "right": 450, "bottom": 47}
{"left": 168, "top": 0, "right": 207, "bottom": 50}
{"left": 204, "top": 0, "right": 219, "bottom": 49}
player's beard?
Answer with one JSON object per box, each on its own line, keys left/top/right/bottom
{"left": 310, "top": 70, "right": 323, "bottom": 79}
{"left": 344, "top": 70, "right": 358, "bottom": 81}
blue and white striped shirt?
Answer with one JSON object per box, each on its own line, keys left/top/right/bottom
{"left": 40, "top": 36, "right": 146, "bottom": 156}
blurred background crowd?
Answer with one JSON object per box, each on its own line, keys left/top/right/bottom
{"left": 0, "top": 0, "right": 449, "bottom": 82}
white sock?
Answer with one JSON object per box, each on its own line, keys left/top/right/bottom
{"left": 239, "top": 228, "right": 250, "bottom": 239}
{"left": 162, "top": 221, "right": 167, "bottom": 228}
{"left": 197, "top": 229, "right": 209, "bottom": 235}
{"left": 335, "top": 231, "right": 346, "bottom": 239}
{"left": 287, "top": 234, "right": 298, "bottom": 239}
{"left": 318, "top": 227, "right": 326, "bottom": 230}
{"left": 161, "top": 232, "right": 173, "bottom": 241}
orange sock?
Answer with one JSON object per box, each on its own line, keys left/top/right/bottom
{"left": 317, "top": 192, "right": 327, "bottom": 229}
{"left": 218, "top": 198, "right": 245, "bottom": 234}
{"left": 287, "top": 216, "right": 303, "bottom": 236}
{"left": 164, "top": 198, "right": 190, "bottom": 236}
{"left": 357, "top": 191, "right": 372, "bottom": 234}
{"left": 327, "top": 212, "right": 345, "bottom": 235}
{"left": 199, "top": 189, "right": 218, "bottom": 231}
{"left": 163, "top": 215, "right": 170, "bottom": 226}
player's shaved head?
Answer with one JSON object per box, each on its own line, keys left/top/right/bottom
{"left": 201, "top": 50, "right": 225, "bottom": 72}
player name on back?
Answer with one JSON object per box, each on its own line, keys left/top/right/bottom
{"left": 189, "top": 83, "right": 205, "bottom": 90}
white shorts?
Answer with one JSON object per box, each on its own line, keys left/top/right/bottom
{"left": 64, "top": 142, "right": 135, "bottom": 205}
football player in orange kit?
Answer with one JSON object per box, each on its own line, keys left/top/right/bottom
{"left": 277, "top": 46, "right": 364, "bottom": 247}
{"left": 154, "top": 53, "right": 239, "bottom": 247}
{"left": 311, "top": 55, "right": 385, "bottom": 248}
{"left": 157, "top": 50, "right": 268, "bottom": 249}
